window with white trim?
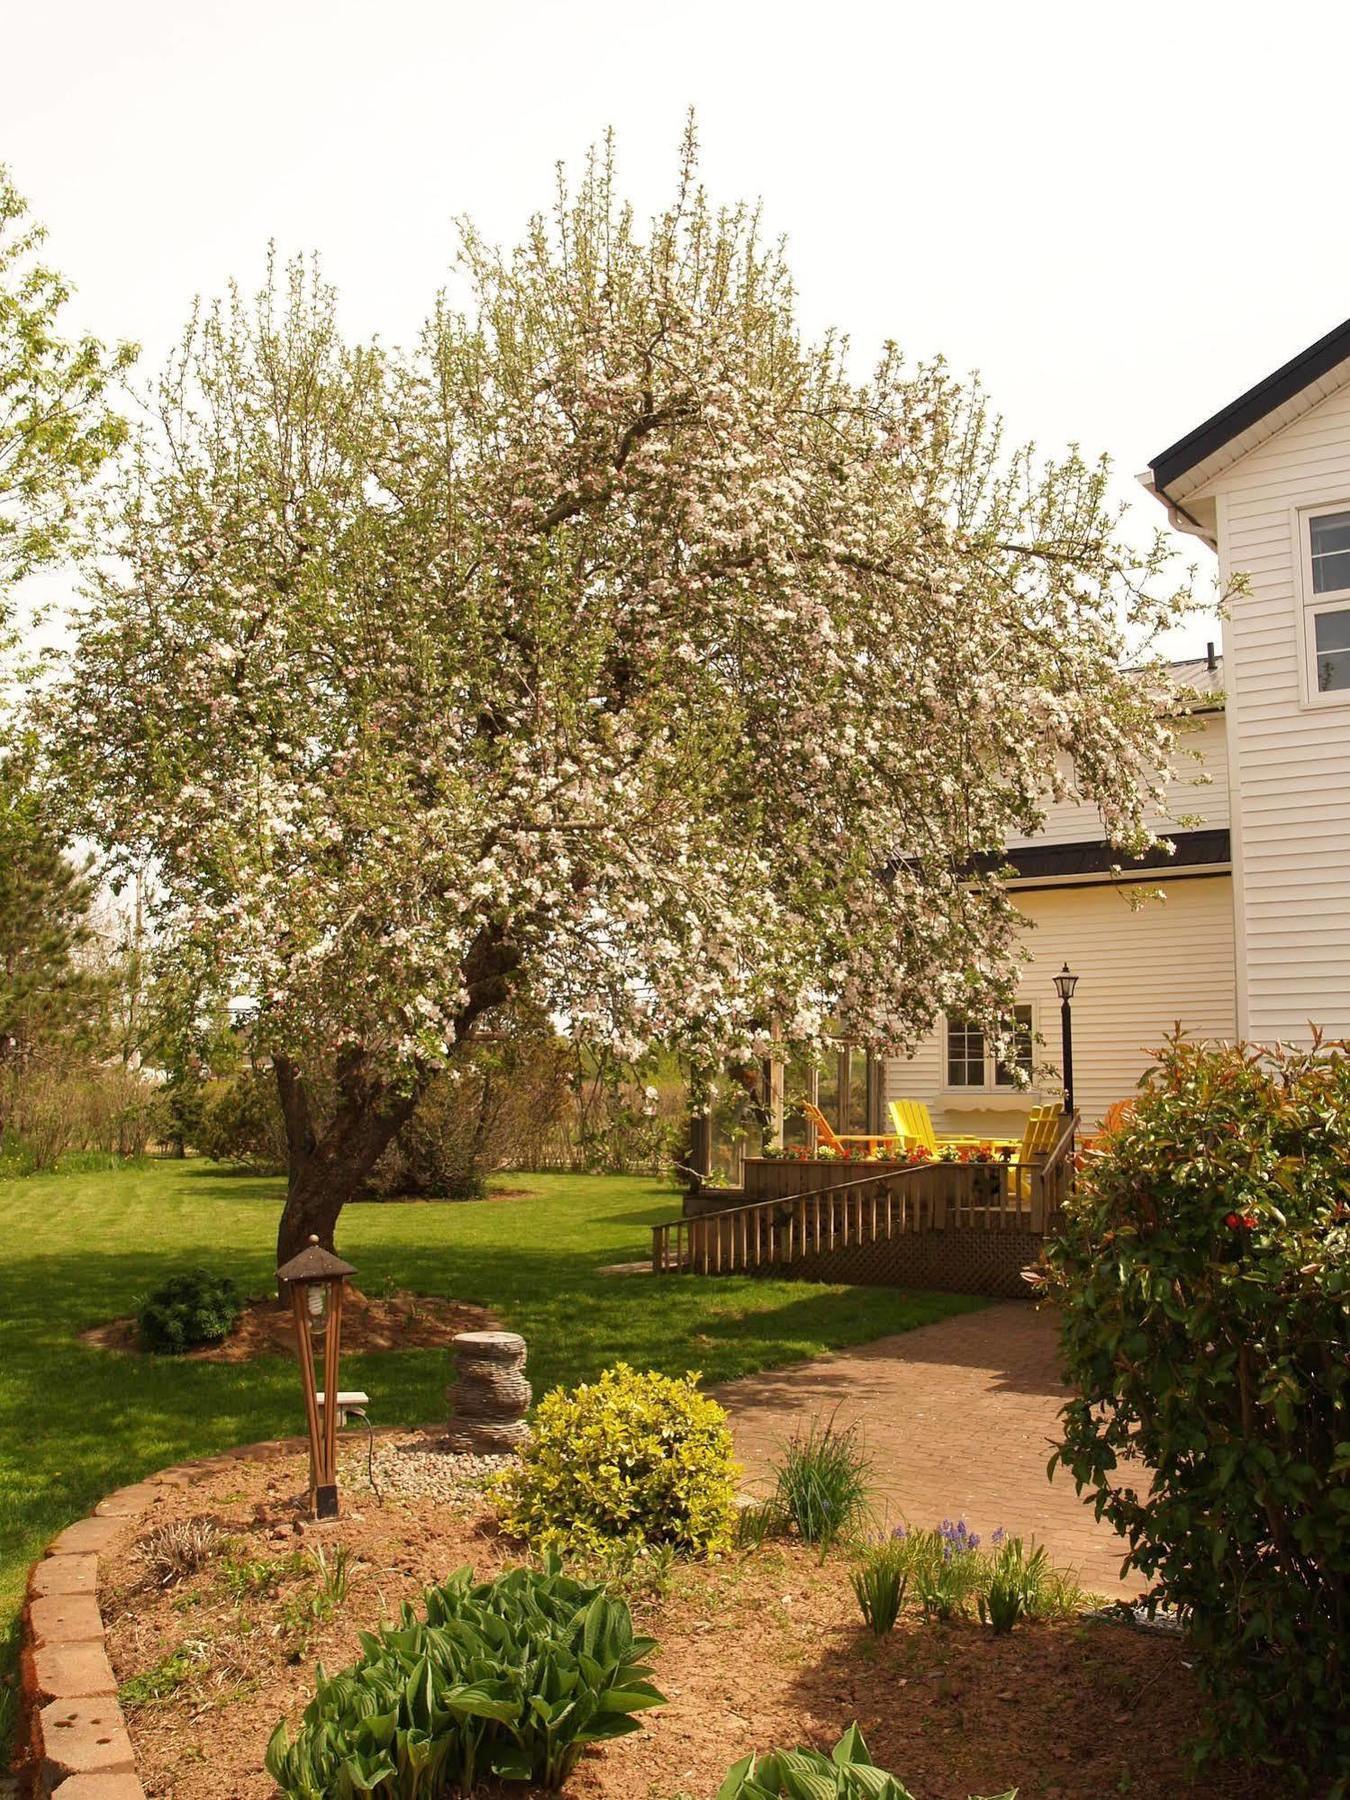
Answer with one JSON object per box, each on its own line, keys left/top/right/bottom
{"left": 945, "top": 1005, "right": 1034, "bottom": 1089}
{"left": 1303, "top": 508, "right": 1350, "bottom": 698}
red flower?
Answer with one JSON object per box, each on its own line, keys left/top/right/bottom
{"left": 1223, "top": 1211, "right": 1242, "bottom": 1230}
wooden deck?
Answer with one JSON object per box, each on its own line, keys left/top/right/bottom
{"left": 652, "top": 1115, "right": 1077, "bottom": 1283}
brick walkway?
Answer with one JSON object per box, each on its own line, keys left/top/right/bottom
{"left": 712, "top": 1302, "right": 1136, "bottom": 1597}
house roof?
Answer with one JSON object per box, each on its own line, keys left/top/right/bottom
{"left": 1004, "top": 827, "right": 1231, "bottom": 887}
{"left": 1163, "top": 651, "right": 1224, "bottom": 708}
{"left": 1146, "top": 316, "right": 1350, "bottom": 513}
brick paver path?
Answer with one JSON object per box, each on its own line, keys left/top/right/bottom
{"left": 712, "top": 1302, "right": 1136, "bottom": 1597}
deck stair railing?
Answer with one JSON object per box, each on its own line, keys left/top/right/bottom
{"left": 652, "top": 1111, "right": 1078, "bottom": 1276}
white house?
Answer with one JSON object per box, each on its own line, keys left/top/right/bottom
{"left": 880, "top": 316, "right": 1350, "bottom": 1136}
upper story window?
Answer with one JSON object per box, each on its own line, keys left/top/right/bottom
{"left": 1301, "top": 508, "right": 1350, "bottom": 700}
{"left": 945, "top": 1005, "right": 1034, "bottom": 1089}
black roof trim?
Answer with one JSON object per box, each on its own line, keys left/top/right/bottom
{"left": 1150, "top": 317, "right": 1350, "bottom": 497}
{"left": 1001, "top": 827, "right": 1231, "bottom": 883}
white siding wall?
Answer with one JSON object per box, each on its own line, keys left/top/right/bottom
{"left": 1195, "top": 382, "right": 1350, "bottom": 1040}
{"left": 1004, "top": 712, "right": 1230, "bottom": 850}
{"left": 884, "top": 874, "right": 1237, "bottom": 1134}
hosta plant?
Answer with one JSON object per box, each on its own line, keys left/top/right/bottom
{"left": 715, "top": 1724, "right": 1016, "bottom": 1799}
{"left": 496, "top": 1364, "right": 738, "bottom": 1557}
{"left": 264, "top": 1558, "right": 663, "bottom": 1796}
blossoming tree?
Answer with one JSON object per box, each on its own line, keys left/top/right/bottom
{"left": 47, "top": 136, "right": 1193, "bottom": 1262}
{"left": 0, "top": 166, "right": 134, "bottom": 632}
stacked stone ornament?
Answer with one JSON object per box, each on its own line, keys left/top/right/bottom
{"left": 446, "top": 1330, "right": 531, "bottom": 1453}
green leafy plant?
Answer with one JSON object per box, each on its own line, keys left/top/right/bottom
{"left": 309, "top": 1542, "right": 357, "bottom": 1611}
{"left": 118, "top": 1640, "right": 209, "bottom": 1707}
{"left": 1047, "top": 1034, "right": 1350, "bottom": 1781}
{"left": 770, "top": 1417, "right": 873, "bottom": 1553}
{"left": 976, "top": 1538, "right": 1048, "bottom": 1634}
{"left": 266, "top": 1558, "right": 664, "bottom": 1797}
{"left": 137, "top": 1268, "right": 243, "bottom": 1353}
{"left": 849, "top": 1539, "right": 909, "bottom": 1635}
{"left": 886, "top": 1523, "right": 985, "bottom": 1623}
{"left": 733, "top": 1497, "right": 786, "bottom": 1552}
{"left": 715, "top": 1723, "right": 1016, "bottom": 1799}
{"left": 496, "top": 1363, "right": 738, "bottom": 1557}
{"left": 216, "top": 1551, "right": 302, "bottom": 1602}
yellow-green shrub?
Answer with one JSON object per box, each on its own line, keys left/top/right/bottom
{"left": 497, "top": 1363, "right": 739, "bottom": 1557}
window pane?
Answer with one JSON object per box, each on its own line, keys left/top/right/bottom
{"left": 844, "top": 1049, "right": 870, "bottom": 1133}
{"left": 1310, "top": 511, "right": 1350, "bottom": 594}
{"left": 1314, "top": 607, "right": 1350, "bottom": 692}
{"left": 947, "top": 1016, "right": 986, "bottom": 1087}
{"left": 817, "top": 1052, "right": 842, "bottom": 1129}
{"left": 995, "top": 1004, "right": 1034, "bottom": 1086}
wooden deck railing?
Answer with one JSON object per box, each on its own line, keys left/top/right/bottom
{"left": 652, "top": 1113, "right": 1078, "bottom": 1276}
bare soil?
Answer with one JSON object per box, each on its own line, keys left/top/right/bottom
{"left": 97, "top": 1448, "right": 1297, "bottom": 1800}
{"left": 81, "top": 1287, "right": 497, "bottom": 1360}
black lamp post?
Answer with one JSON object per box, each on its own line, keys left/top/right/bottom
{"left": 1052, "top": 963, "right": 1079, "bottom": 1118}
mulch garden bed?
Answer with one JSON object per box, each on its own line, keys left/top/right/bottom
{"left": 81, "top": 1287, "right": 497, "bottom": 1359}
{"left": 96, "top": 1444, "right": 1289, "bottom": 1800}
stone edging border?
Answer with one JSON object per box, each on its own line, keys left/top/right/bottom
{"left": 20, "top": 1425, "right": 417, "bottom": 1798}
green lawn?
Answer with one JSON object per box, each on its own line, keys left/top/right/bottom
{"left": 0, "top": 1158, "right": 982, "bottom": 1728}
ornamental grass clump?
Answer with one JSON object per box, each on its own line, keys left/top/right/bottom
{"left": 265, "top": 1558, "right": 663, "bottom": 1797}
{"left": 1047, "top": 1033, "right": 1350, "bottom": 1782}
{"left": 496, "top": 1364, "right": 738, "bottom": 1557}
{"left": 715, "top": 1723, "right": 1016, "bottom": 1799}
{"left": 770, "top": 1417, "right": 873, "bottom": 1552}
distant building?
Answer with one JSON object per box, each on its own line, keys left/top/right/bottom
{"left": 881, "top": 318, "right": 1350, "bottom": 1133}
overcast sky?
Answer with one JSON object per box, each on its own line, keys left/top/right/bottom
{"left": 9, "top": 0, "right": 1349, "bottom": 657}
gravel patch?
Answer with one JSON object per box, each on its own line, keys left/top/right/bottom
{"left": 339, "top": 1434, "right": 519, "bottom": 1504}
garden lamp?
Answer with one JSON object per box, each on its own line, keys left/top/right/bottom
{"left": 1052, "top": 963, "right": 1078, "bottom": 1117}
{"left": 276, "top": 1235, "right": 355, "bottom": 1520}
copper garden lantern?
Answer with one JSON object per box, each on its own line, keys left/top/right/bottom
{"left": 276, "top": 1235, "right": 355, "bottom": 1519}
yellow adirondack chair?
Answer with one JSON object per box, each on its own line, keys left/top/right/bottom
{"left": 887, "top": 1098, "right": 936, "bottom": 1152}
{"left": 888, "top": 1098, "right": 1018, "bottom": 1153}
{"left": 1007, "top": 1103, "right": 1063, "bottom": 1202}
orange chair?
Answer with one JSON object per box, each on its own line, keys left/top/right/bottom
{"left": 800, "top": 1100, "right": 897, "bottom": 1156}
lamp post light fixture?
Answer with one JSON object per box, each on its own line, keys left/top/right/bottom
{"left": 1052, "top": 963, "right": 1079, "bottom": 1118}
{"left": 276, "top": 1234, "right": 355, "bottom": 1520}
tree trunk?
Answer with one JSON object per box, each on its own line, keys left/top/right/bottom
{"left": 272, "top": 923, "right": 523, "bottom": 1275}
{"left": 273, "top": 1056, "right": 424, "bottom": 1276}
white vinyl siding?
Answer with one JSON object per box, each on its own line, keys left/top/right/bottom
{"left": 1189, "top": 378, "right": 1350, "bottom": 1040}
{"left": 1004, "top": 712, "right": 1230, "bottom": 851}
{"left": 885, "top": 875, "right": 1237, "bottom": 1133}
